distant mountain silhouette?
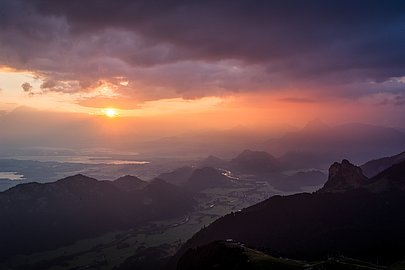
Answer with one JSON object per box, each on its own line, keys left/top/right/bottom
{"left": 230, "top": 149, "right": 282, "bottom": 174}
{"left": 160, "top": 153, "right": 326, "bottom": 193}
{"left": 267, "top": 122, "right": 405, "bottom": 166}
{"left": 366, "top": 160, "right": 405, "bottom": 192}
{"left": 173, "top": 159, "right": 405, "bottom": 267}
{"left": 196, "top": 150, "right": 283, "bottom": 175}
{"left": 361, "top": 150, "right": 405, "bottom": 177}
{"left": 0, "top": 174, "right": 194, "bottom": 261}
{"left": 197, "top": 155, "right": 228, "bottom": 169}
{"left": 157, "top": 166, "right": 195, "bottom": 186}
{"left": 158, "top": 166, "right": 233, "bottom": 192}
{"left": 280, "top": 151, "right": 336, "bottom": 170}
{"left": 112, "top": 175, "right": 147, "bottom": 192}
{"left": 184, "top": 167, "right": 232, "bottom": 191}
{"left": 271, "top": 170, "right": 326, "bottom": 192}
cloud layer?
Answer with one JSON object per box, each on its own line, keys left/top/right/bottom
{"left": 1, "top": 0, "right": 405, "bottom": 104}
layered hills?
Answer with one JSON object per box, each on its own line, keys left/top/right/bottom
{"left": 0, "top": 174, "right": 194, "bottom": 261}
{"left": 175, "top": 158, "right": 405, "bottom": 268}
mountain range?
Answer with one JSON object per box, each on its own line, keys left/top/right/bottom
{"left": 197, "top": 150, "right": 327, "bottom": 192}
{"left": 174, "top": 156, "right": 405, "bottom": 268}
{"left": 2, "top": 149, "right": 405, "bottom": 269}
{"left": 0, "top": 174, "right": 194, "bottom": 261}
{"left": 157, "top": 150, "right": 328, "bottom": 193}
{"left": 197, "top": 149, "right": 282, "bottom": 174}
{"left": 157, "top": 166, "right": 233, "bottom": 191}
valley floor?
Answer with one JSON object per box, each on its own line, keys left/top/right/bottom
{"left": 0, "top": 179, "right": 279, "bottom": 270}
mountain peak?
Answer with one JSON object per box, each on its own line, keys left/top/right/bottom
{"left": 114, "top": 175, "right": 144, "bottom": 182}
{"left": 198, "top": 155, "right": 226, "bottom": 169}
{"left": 112, "top": 175, "right": 146, "bottom": 192}
{"left": 57, "top": 174, "right": 97, "bottom": 184}
{"left": 231, "top": 149, "right": 281, "bottom": 174}
{"left": 319, "top": 159, "right": 368, "bottom": 193}
{"left": 234, "top": 149, "right": 276, "bottom": 161}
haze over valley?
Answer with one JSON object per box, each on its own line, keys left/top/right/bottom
{"left": 1, "top": 1, "right": 405, "bottom": 269}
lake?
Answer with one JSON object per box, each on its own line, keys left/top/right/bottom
{"left": 0, "top": 172, "right": 25, "bottom": 180}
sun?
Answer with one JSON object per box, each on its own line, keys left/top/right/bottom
{"left": 103, "top": 108, "right": 118, "bottom": 118}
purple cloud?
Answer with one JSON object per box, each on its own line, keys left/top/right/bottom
{"left": 0, "top": 0, "right": 405, "bottom": 103}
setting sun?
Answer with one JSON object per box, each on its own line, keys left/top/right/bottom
{"left": 103, "top": 108, "right": 118, "bottom": 118}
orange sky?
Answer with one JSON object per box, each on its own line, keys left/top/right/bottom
{"left": 0, "top": 0, "right": 404, "bottom": 142}
{"left": 1, "top": 66, "right": 404, "bottom": 134}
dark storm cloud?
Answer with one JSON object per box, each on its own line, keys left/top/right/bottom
{"left": 2, "top": 0, "right": 405, "bottom": 101}
{"left": 29, "top": 0, "right": 405, "bottom": 74}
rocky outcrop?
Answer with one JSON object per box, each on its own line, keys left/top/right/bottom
{"left": 319, "top": 159, "right": 368, "bottom": 193}
{"left": 172, "top": 159, "right": 405, "bottom": 267}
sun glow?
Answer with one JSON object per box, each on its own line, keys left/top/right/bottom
{"left": 103, "top": 108, "right": 118, "bottom": 118}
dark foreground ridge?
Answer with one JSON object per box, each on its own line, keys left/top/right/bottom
{"left": 173, "top": 159, "right": 405, "bottom": 269}
{"left": 177, "top": 240, "right": 388, "bottom": 270}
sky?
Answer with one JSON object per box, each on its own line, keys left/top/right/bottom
{"left": 1, "top": 0, "right": 405, "bottom": 152}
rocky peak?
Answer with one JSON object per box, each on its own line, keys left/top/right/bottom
{"left": 319, "top": 159, "right": 368, "bottom": 193}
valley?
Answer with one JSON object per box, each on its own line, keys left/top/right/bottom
{"left": 1, "top": 149, "right": 405, "bottom": 270}
{"left": 1, "top": 176, "right": 277, "bottom": 270}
